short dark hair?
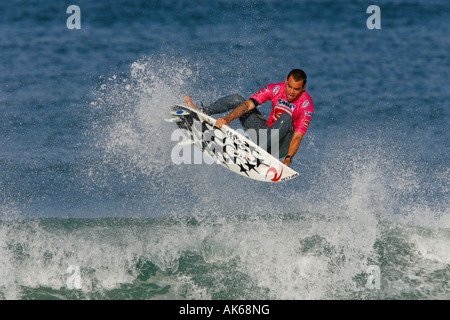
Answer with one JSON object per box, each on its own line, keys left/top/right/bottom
{"left": 287, "top": 69, "right": 307, "bottom": 85}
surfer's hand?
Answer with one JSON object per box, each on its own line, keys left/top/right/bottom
{"left": 216, "top": 118, "right": 228, "bottom": 128}
{"left": 282, "top": 157, "right": 291, "bottom": 167}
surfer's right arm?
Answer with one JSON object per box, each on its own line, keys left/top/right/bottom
{"left": 216, "top": 99, "right": 256, "bottom": 128}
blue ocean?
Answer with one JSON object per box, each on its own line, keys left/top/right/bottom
{"left": 0, "top": 0, "right": 448, "bottom": 300}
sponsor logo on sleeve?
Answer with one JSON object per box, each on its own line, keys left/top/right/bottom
{"left": 256, "top": 86, "right": 268, "bottom": 96}
{"left": 273, "top": 85, "right": 280, "bottom": 95}
{"left": 303, "top": 119, "right": 311, "bottom": 129}
{"left": 301, "top": 100, "right": 310, "bottom": 108}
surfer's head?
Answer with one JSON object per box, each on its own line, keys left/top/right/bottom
{"left": 285, "top": 69, "right": 307, "bottom": 102}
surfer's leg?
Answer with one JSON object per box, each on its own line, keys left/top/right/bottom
{"left": 269, "top": 113, "right": 294, "bottom": 158}
{"left": 272, "top": 113, "right": 294, "bottom": 158}
{"left": 239, "top": 108, "right": 267, "bottom": 131}
{"left": 277, "top": 131, "right": 294, "bottom": 158}
{"left": 239, "top": 108, "right": 269, "bottom": 147}
{"left": 242, "top": 112, "right": 293, "bottom": 158}
{"left": 202, "top": 94, "right": 246, "bottom": 115}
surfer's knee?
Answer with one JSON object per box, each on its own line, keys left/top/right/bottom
{"left": 271, "top": 113, "right": 293, "bottom": 138}
{"left": 228, "top": 94, "right": 246, "bottom": 105}
{"left": 274, "top": 113, "right": 293, "bottom": 128}
{"left": 203, "top": 94, "right": 246, "bottom": 115}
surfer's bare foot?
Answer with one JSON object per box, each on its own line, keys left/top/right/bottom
{"left": 184, "top": 96, "right": 197, "bottom": 110}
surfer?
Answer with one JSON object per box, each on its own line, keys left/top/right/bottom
{"left": 184, "top": 69, "right": 314, "bottom": 167}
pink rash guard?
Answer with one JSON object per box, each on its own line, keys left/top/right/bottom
{"left": 250, "top": 82, "right": 314, "bottom": 134}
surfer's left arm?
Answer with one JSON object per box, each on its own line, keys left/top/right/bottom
{"left": 283, "top": 132, "right": 304, "bottom": 167}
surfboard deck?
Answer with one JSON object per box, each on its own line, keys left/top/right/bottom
{"left": 167, "top": 104, "right": 299, "bottom": 182}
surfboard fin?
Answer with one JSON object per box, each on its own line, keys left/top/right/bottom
{"left": 164, "top": 117, "right": 182, "bottom": 123}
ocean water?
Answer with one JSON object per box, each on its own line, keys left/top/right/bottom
{"left": 0, "top": 0, "right": 448, "bottom": 300}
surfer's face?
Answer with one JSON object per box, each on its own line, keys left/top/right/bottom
{"left": 285, "top": 76, "right": 305, "bottom": 102}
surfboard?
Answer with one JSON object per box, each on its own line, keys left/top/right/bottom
{"left": 167, "top": 104, "right": 299, "bottom": 182}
